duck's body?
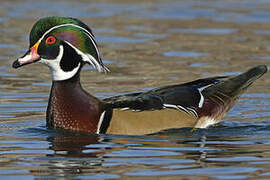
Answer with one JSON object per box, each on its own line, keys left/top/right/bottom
{"left": 13, "top": 17, "right": 267, "bottom": 135}
{"left": 46, "top": 65, "right": 267, "bottom": 135}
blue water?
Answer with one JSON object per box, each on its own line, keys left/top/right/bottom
{"left": 0, "top": 0, "right": 270, "bottom": 179}
{"left": 169, "top": 28, "right": 238, "bottom": 35}
{"left": 163, "top": 51, "right": 208, "bottom": 58}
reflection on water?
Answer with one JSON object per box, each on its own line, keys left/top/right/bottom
{"left": 163, "top": 51, "right": 208, "bottom": 58}
{"left": 253, "top": 30, "right": 270, "bottom": 35}
{"left": 96, "top": 35, "right": 148, "bottom": 44}
{"left": 2, "top": 126, "right": 270, "bottom": 179}
{"left": 169, "top": 28, "right": 238, "bottom": 35}
{"left": 0, "top": 0, "right": 270, "bottom": 179}
{"left": 256, "top": 56, "right": 270, "bottom": 61}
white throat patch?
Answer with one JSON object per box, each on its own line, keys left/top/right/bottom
{"left": 39, "top": 45, "right": 81, "bottom": 81}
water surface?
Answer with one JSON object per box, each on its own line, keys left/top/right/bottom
{"left": 0, "top": 0, "right": 270, "bottom": 179}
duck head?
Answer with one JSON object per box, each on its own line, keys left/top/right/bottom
{"left": 13, "top": 16, "right": 108, "bottom": 81}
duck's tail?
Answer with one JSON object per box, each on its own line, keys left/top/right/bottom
{"left": 208, "top": 65, "right": 267, "bottom": 97}
{"left": 196, "top": 65, "right": 267, "bottom": 128}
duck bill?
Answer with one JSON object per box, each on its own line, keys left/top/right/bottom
{"left": 12, "top": 42, "right": 41, "bottom": 69}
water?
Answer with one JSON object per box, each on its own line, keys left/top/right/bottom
{"left": 0, "top": 0, "right": 270, "bottom": 179}
{"left": 163, "top": 51, "right": 208, "bottom": 58}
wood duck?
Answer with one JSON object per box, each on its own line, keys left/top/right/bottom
{"left": 12, "top": 17, "right": 268, "bottom": 135}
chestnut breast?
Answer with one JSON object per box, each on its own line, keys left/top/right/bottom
{"left": 49, "top": 81, "right": 101, "bottom": 133}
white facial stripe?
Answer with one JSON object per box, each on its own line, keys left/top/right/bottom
{"left": 37, "top": 23, "right": 101, "bottom": 66}
{"left": 64, "top": 41, "right": 106, "bottom": 72}
{"left": 39, "top": 23, "right": 94, "bottom": 44}
{"left": 39, "top": 45, "right": 80, "bottom": 81}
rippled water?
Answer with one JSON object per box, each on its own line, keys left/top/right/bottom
{"left": 1, "top": 0, "right": 270, "bottom": 179}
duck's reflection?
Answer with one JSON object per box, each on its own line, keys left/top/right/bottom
{"left": 33, "top": 133, "right": 109, "bottom": 177}
{"left": 31, "top": 128, "right": 213, "bottom": 178}
{"left": 47, "top": 134, "right": 105, "bottom": 158}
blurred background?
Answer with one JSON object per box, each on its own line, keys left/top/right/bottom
{"left": 0, "top": 0, "right": 270, "bottom": 179}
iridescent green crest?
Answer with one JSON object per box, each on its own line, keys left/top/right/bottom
{"left": 30, "top": 16, "right": 93, "bottom": 47}
{"left": 29, "top": 16, "right": 107, "bottom": 72}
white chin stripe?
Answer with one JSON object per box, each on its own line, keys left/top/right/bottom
{"left": 39, "top": 45, "right": 80, "bottom": 81}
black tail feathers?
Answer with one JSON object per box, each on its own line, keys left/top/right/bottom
{"left": 205, "top": 65, "right": 267, "bottom": 103}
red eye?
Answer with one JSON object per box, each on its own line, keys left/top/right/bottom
{"left": 46, "top": 36, "right": 56, "bottom": 45}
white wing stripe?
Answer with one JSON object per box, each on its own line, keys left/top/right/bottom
{"left": 198, "top": 84, "right": 213, "bottom": 108}
{"left": 120, "top": 107, "right": 130, "bottom": 111}
{"left": 163, "top": 104, "right": 198, "bottom": 118}
{"left": 186, "top": 107, "right": 198, "bottom": 118}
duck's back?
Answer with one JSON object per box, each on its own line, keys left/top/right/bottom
{"left": 103, "top": 65, "right": 267, "bottom": 135}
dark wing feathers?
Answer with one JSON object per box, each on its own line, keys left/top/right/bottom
{"left": 103, "top": 65, "right": 267, "bottom": 121}
{"left": 103, "top": 76, "right": 226, "bottom": 112}
{"left": 103, "top": 92, "right": 164, "bottom": 111}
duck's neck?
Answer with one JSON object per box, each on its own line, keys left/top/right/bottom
{"left": 46, "top": 73, "right": 102, "bottom": 133}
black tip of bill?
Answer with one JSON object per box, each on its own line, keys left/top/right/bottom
{"left": 12, "top": 60, "right": 21, "bottom": 69}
